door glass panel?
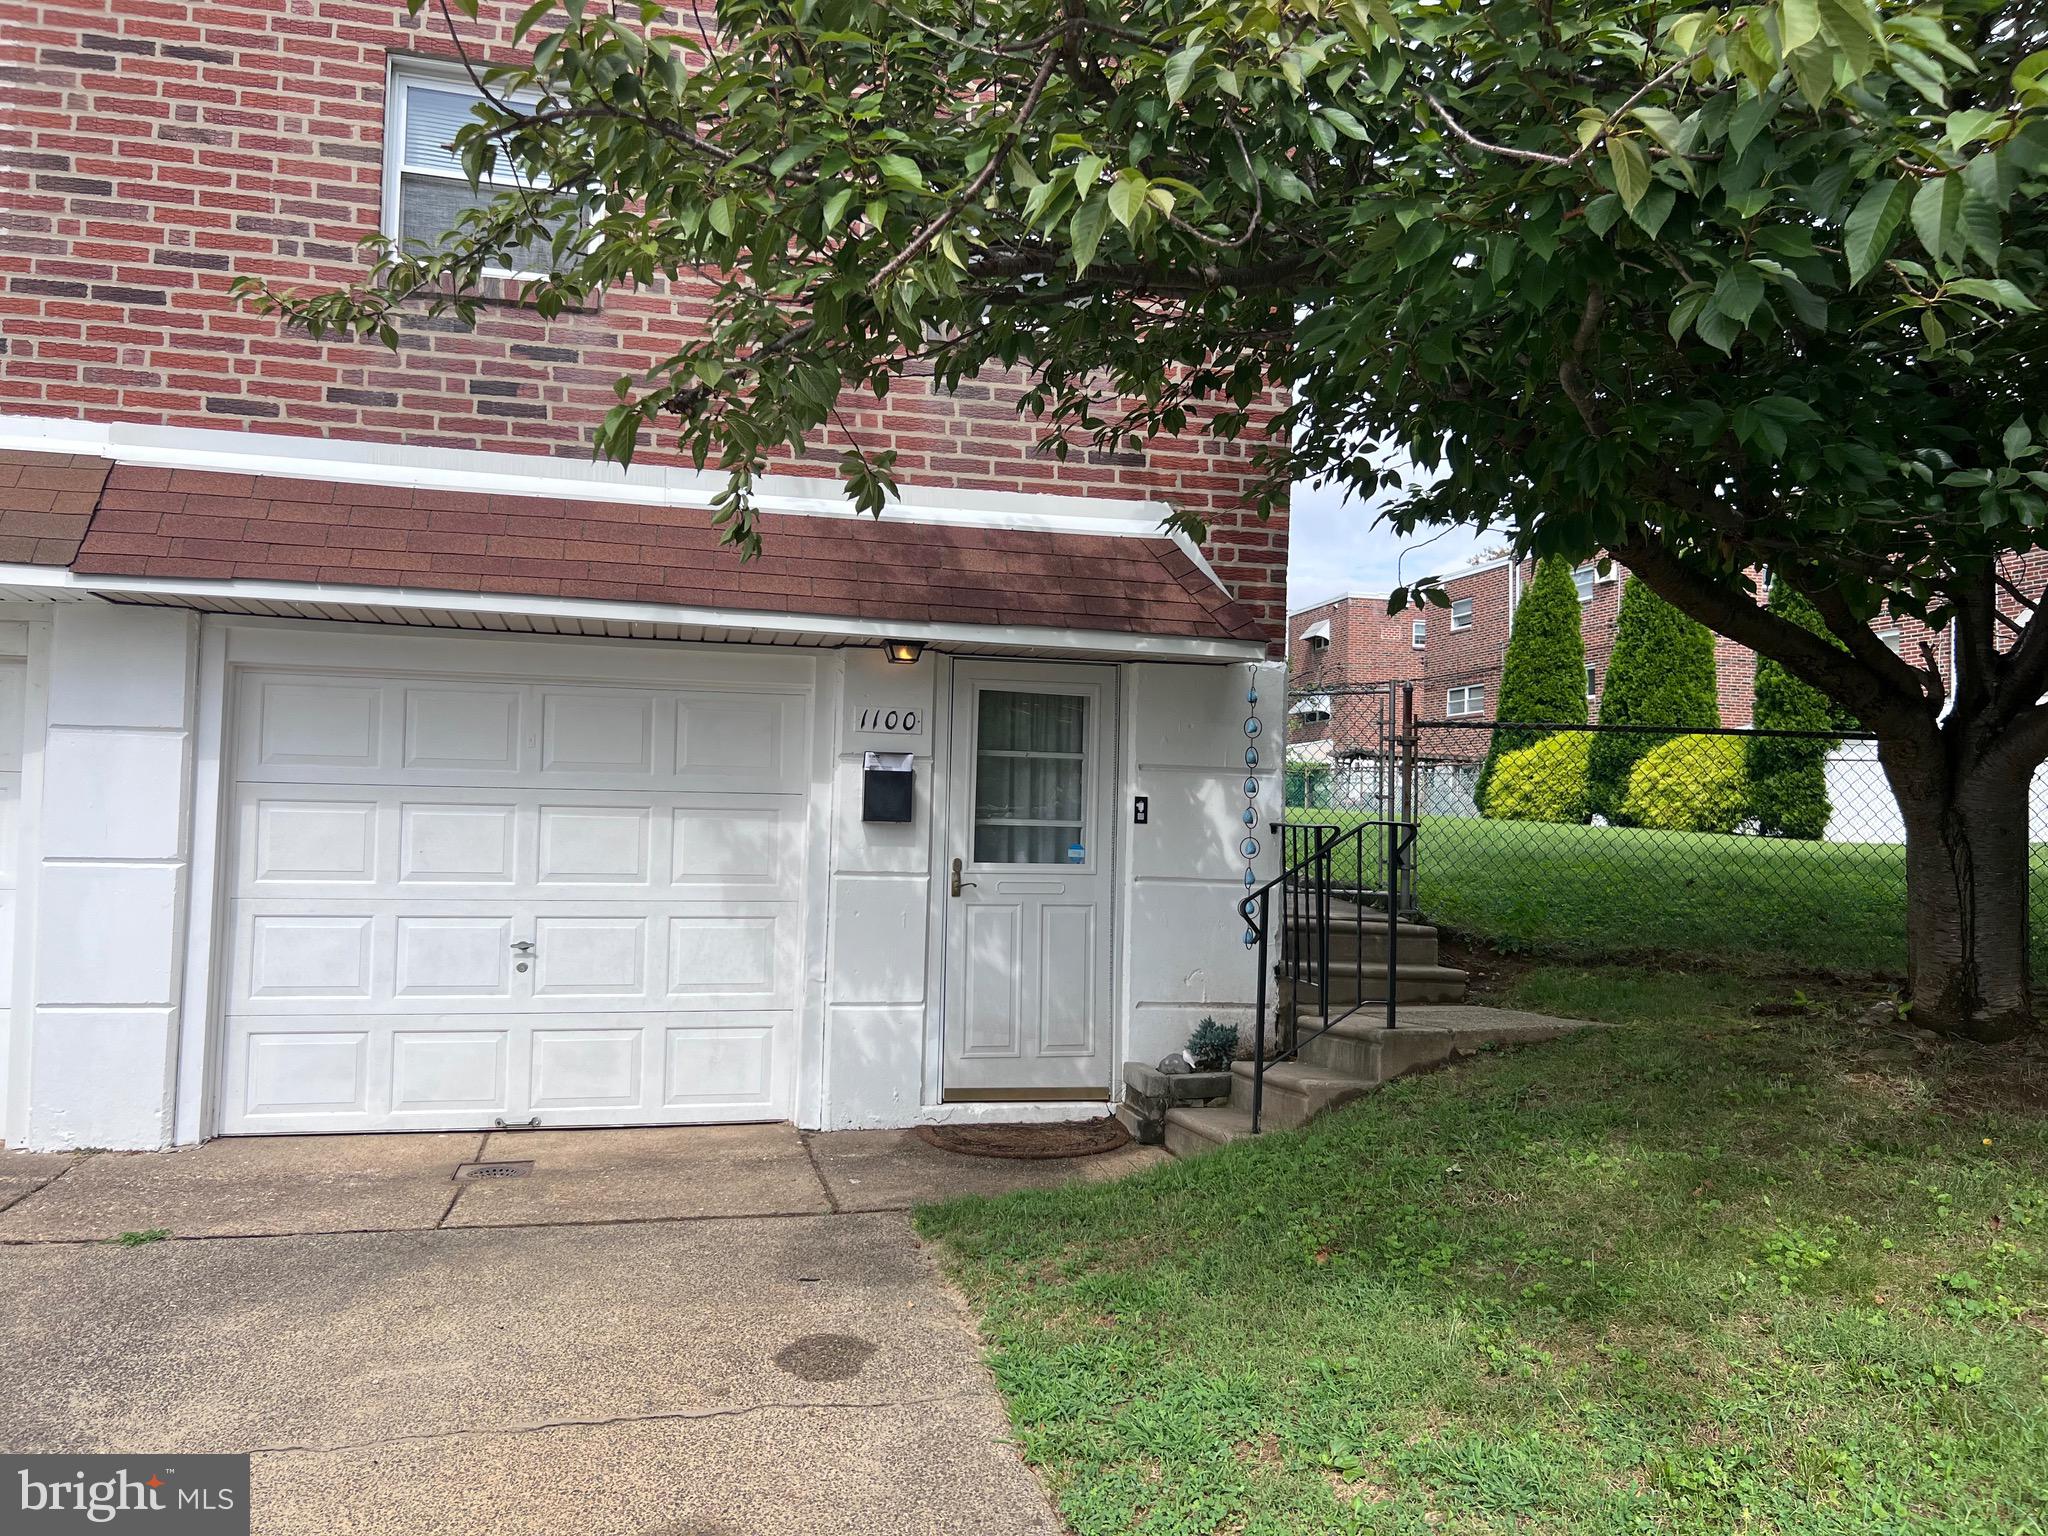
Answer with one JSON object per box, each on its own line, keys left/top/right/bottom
{"left": 972, "top": 690, "right": 1086, "bottom": 864}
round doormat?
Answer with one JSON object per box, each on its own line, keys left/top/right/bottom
{"left": 913, "top": 1116, "right": 1132, "bottom": 1161}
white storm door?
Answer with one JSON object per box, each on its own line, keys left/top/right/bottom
{"left": 941, "top": 662, "right": 1115, "bottom": 1097}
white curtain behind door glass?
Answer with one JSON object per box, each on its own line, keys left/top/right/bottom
{"left": 973, "top": 691, "right": 1086, "bottom": 864}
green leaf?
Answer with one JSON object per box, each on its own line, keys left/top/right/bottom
{"left": 1322, "top": 106, "right": 1371, "bottom": 141}
{"left": 1910, "top": 174, "right": 1963, "bottom": 264}
{"left": 821, "top": 186, "right": 855, "bottom": 232}
{"left": 877, "top": 154, "right": 925, "bottom": 193}
{"left": 1957, "top": 188, "right": 2002, "bottom": 268}
{"left": 1106, "top": 169, "right": 1147, "bottom": 229}
{"left": 2017, "top": 50, "right": 2048, "bottom": 103}
{"left": 1944, "top": 109, "right": 2005, "bottom": 150}
{"left": 1728, "top": 91, "right": 1779, "bottom": 158}
{"left": 512, "top": 0, "right": 555, "bottom": 43}
{"left": 707, "top": 194, "right": 735, "bottom": 237}
{"left": 1608, "top": 136, "right": 1651, "bottom": 211}
{"left": 1788, "top": 42, "right": 1837, "bottom": 108}
{"left": 1164, "top": 43, "right": 1205, "bottom": 107}
{"left": 1714, "top": 262, "right": 1765, "bottom": 324}
{"left": 1888, "top": 42, "right": 1949, "bottom": 108}
{"left": 1070, "top": 196, "right": 1110, "bottom": 275}
{"left": 2004, "top": 417, "right": 2035, "bottom": 460}
{"left": 1816, "top": 0, "right": 1884, "bottom": 76}
{"left": 1945, "top": 277, "right": 2037, "bottom": 311}
{"left": 1583, "top": 193, "right": 1624, "bottom": 237}
{"left": 1843, "top": 179, "right": 1910, "bottom": 285}
{"left": 1072, "top": 153, "right": 1107, "bottom": 197}
{"left": 1631, "top": 107, "right": 1685, "bottom": 157}
{"left": 1629, "top": 184, "right": 1677, "bottom": 238}
{"left": 1781, "top": 0, "right": 1822, "bottom": 55}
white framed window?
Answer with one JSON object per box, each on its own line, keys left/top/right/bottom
{"left": 1446, "top": 684, "right": 1484, "bottom": 718}
{"left": 1573, "top": 564, "right": 1598, "bottom": 602}
{"left": 1585, "top": 663, "right": 1598, "bottom": 698}
{"left": 1877, "top": 626, "right": 1904, "bottom": 654}
{"left": 384, "top": 62, "right": 557, "bottom": 279}
{"left": 1450, "top": 597, "right": 1474, "bottom": 631}
{"left": 1411, "top": 617, "right": 1427, "bottom": 650}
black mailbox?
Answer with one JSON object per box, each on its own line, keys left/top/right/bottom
{"left": 861, "top": 751, "right": 915, "bottom": 823}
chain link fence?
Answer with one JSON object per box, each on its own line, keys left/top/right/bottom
{"left": 1283, "top": 685, "right": 2048, "bottom": 975}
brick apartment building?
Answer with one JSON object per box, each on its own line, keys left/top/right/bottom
{"left": 1284, "top": 552, "right": 2048, "bottom": 767}
{"left": 0, "top": 2, "right": 1291, "bottom": 1149}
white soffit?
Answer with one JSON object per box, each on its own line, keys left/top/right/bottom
{"left": 0, "top": 415, "right": 1177, "bottom": 540}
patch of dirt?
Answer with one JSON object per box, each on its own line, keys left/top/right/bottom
{"left": 1916, "top": 1028, "right": 2048, "bottom": 1117}
{"left": 1437, "top": 934, "right": 1541, "bottom": 1000}
{"left": 1322, "top": 1467, "right": 1396, "bottom": 1505}
{"left": 913, "top": 1115, "right": 1132, "bottom": 1160}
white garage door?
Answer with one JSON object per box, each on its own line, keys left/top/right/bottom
{"left": 217, "top": 666, "right": 810, "bottom": 1134}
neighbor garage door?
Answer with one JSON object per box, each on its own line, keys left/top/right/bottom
{"left": 217, "top": 665, "right": 809, "bottom": 1134}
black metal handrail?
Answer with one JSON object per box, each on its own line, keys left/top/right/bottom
{"left": 1244, "top": 816, "right": 1420, "bottom": 1135}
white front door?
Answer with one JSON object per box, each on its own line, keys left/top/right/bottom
{"left": 217, "top": 663, "right": 809, "bottom": 1134}
{"left": 941, "top": 661, "right": 1115, "bottom": 1098}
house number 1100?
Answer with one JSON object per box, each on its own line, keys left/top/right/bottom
{"left": 858, "top": 708, "right": 919, "bottom": 732}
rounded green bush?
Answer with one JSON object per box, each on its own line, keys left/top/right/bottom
{"left": 1621, "top": 734, "right": 1750, "bottom": 834}
{"left": 1481, "top": 731, "right": 1592, "bottom": 823}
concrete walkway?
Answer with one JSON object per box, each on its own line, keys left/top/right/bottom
{"left": 0, "top": 1125, "right": 1166, "bottom": 1534}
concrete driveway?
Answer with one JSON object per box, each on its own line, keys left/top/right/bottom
{"left": 0, "top": 1125, "right": 1164, "bottom": 1534}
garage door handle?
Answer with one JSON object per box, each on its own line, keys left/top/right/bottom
{"left": 950, "top": 858, "right": 976, "bottom": 897}
{"left": 510, "top": 940, "right": 535, "bottom": 953}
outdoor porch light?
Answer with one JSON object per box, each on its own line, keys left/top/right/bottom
{"left": 883, "top": 639, "right": 925, "bottom": 665}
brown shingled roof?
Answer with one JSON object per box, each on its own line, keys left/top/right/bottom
{"left": 0, "top": 450, "right": 111, "bottom": 566}
{"left": 44, "top": 459, "right": 1265, "bottom": 643}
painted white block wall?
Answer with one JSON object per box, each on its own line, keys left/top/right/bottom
{"left": 821, "top": 648, "right": 937, "bottom": 1128}
{"left": 25, "top": 605, "right": 198, "bottom": 1149}
{"left": 1121, "top": 660, "right": 1284, "bottom": 1069}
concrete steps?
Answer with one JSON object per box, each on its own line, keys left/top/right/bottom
{"left": 1157, "top": 1007, "right": 1591, "bottom": 1158}
{"left": 1226, "top": 1059, "right": 1373, "bottom": 1130}
{"left": 1286, "top": 964, "right": 1470, "bottom": 1007}
{"left": 1279, "top": 915, "right": 1442, "bottom": 968}
{"left": 1162, "top": 1103, "right": 1257, "bottom": 1158}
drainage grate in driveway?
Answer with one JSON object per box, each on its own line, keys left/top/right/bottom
{"left": 453, "top": 1160, "right": 535, "bottom": 1182}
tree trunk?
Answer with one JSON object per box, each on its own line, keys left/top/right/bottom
{"left": 1881, "top": 728, "right": 2036, "bottom": 1042}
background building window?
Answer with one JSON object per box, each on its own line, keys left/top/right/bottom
{"left": 1585, "top": 663, "right": 1598, "bottom": 698}
{"left": 1446, "top": 684, "right": 1484, "bottom": 718}
{"left": 1411, "top": 618, "right": 1427, "bottom": 649}
{"left": 1878, "top": 626, "right": 1904, "bottom": 654}
{"left": 1573, "top": 564, "right": 1597, "bottom": 602}
{"left": 1450, "top": 597, "right": 1474, "bottom": 631}
{"left": 386, "top": 65, "right": 557, "bottom": 277}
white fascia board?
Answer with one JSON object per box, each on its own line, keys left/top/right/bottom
{"left": 0, "top": 415, "right": 1175, "bottom": 540}
{"left": 0, "top": 563, "right": 1268, "bottom": 663}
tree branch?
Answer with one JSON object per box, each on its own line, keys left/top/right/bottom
{"left": 1612, "top": 534, "right": 1926, "bottom": 730}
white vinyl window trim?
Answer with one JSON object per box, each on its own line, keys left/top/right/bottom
{"left": 383, "top": 63, "right": 558, "bottom": 281}
{"left": 1411, "top": 617, "right": 1427, "bottom": 649}
{"left": 1573, "top": 564, "right": 1597, "bottom": 602}
{"left": 1450, "top": 597, "right": 1474, "bottom": 631}
{"left": 1585, "top": 663, "right": 1598, "bottom": 699}
{"left": 1446, "top": 684, "right": 1484, "bottom": 718}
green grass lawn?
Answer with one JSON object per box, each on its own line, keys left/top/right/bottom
{"left": 918, "top": 969, "right": 2048, "bottom": 1535}
{"left": 1282, "top": 808, "right": 2048, "bottom": 976}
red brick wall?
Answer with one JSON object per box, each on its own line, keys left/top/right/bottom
{"left": 1285, "top": 593, "right": 1416, "bottom": 689}
{"left": 0, "top": 1, "right": 1287, "bottom": 642}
